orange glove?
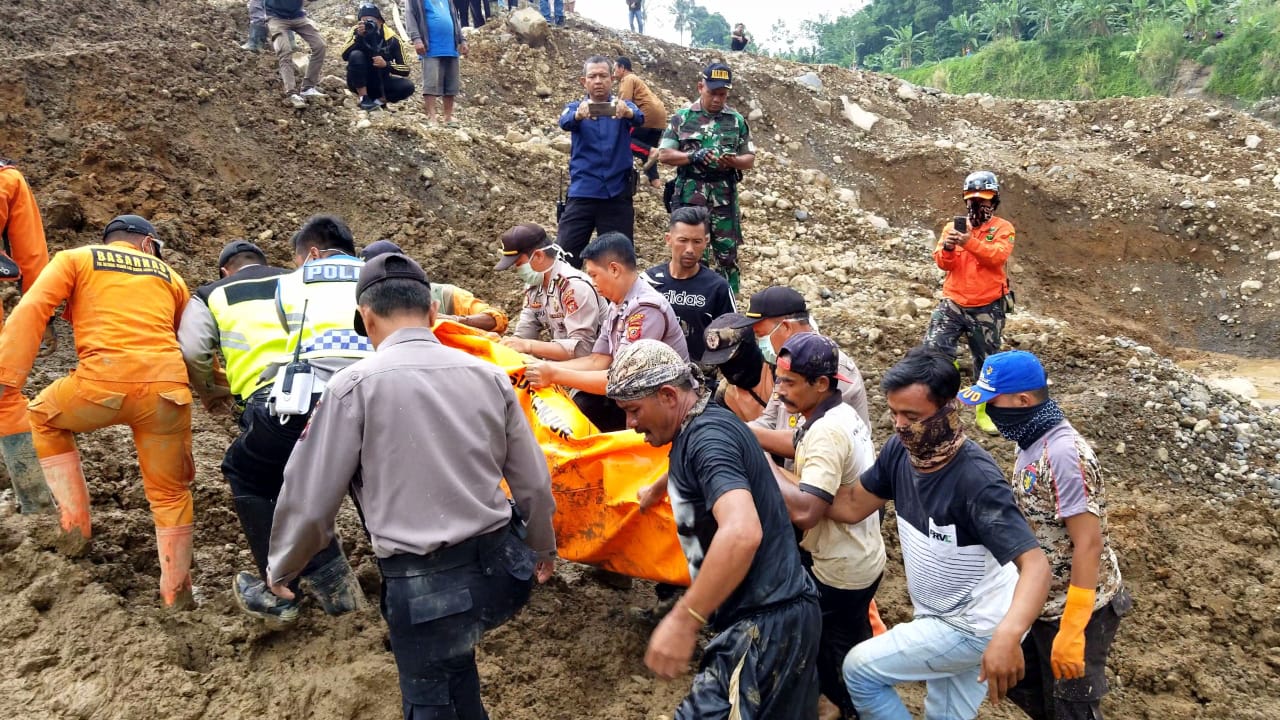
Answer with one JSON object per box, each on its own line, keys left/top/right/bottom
{"left": 1050, "top": 584, "right": 1096, "bottom": 680}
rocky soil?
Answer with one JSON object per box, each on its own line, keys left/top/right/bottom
{"left": 1, "top": 0, "right": 1278, "bottom": 718}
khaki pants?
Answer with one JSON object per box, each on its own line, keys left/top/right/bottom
{"left": 267, "top": 16, "right": 326, "bottom": 94}
{"left": 28, "top": 375, "right": 195, "bottom": 528}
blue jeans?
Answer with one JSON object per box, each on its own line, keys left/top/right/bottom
{"left": 539, "top": 0, "right": 563, "bottom": 24}
{"left": 629, "top": 9, "right": 643, "bottom": 32}
{"left": 843, "top": 616, "right": 991, "bottom": 720}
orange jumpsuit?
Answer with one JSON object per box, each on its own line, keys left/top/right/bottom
{"left": 0, "top": 242, "right": 194, "bottom": 534}
{"left": 0, "top": 164, "right": 51, "bottom": 437}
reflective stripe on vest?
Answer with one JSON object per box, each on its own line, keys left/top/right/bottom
{"left": 206, "top": 274, "right": 290, "bottom": 400}
{"left": 275, "top": 256, "right": 374, "bottom": 361}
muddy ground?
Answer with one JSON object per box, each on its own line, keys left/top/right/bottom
{"left": 0, "top": 0, "right": 1278, "bottom": 717}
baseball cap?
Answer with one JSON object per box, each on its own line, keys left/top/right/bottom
{"left": 354, "top": 253, "right": 430, "bottom": 337}
{"left": 494, "top": 223, "right": 550, "bottom": 270}
{"left": 963, "top": 190, "right": 997, "bottom": 200}
{"left": 700, "top": 312, "right": 756, "bottom": 365}
{"left": 777, "top": 332, "right": 851, "bottom": 383}
{"left": 217, "top": 240, "right": 267, "bottom": 269}
{"left": 702, "top": 63, "right": 733, "bottom": 90}
{"left": 744, "top": 286, "right": 806, "bottom": 319}
{"left": 361, "top": 239, "right": 403, "bottom": 261}
{"left": 958, "top": 350, "right": 1047, "bottom": 405}
{"left": 102, "top": 214, "right": 156, "bottom": 240}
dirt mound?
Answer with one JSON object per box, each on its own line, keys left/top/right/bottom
{"left": 1, "top": 0, "right": 1278, "bottom": 718}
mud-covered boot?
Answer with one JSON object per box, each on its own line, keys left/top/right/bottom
{"left": 157, "top": 524, "right": 196, "bottom": 610}
{"left": 974, "top": 402, "right": 1000, "bottom": 436}
{"left": 303, "top": 553, "right": 367, "bottom": 616}
{"left": 0, "top": 432, "right": 54, "bottom": 514}
{"left": 39, "top": 451, "right": 91, "bottom": 556}
{"left": 241, "top": 21, "right": 268, "bottom": 51}
{"left": 234, "top": 571, "right": 300, "bottom": 625}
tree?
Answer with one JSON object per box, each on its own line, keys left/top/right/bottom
{"left": 883, "top": 23, "right": 928, "bottom": 68}
{"left": 1068, "top": 0, "right": 1120, "bottom": 36}
{"left": 948, "top": 12, "right": 984, "bottom": 52}
{"left": 977, "top": 0, "right": 1028, "bottom": 40}
{"left": 1027, "top": 0, "right": 1063, "bottom": 38}
{"left": 672, "top": 0, "right": 697, "bottom": 45}
{"left": 692, "top": 11, "right": 732, "bottom": 48}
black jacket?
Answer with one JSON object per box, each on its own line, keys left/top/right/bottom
{"left": 341, "top": 24, "right": 412, "bottom": 77}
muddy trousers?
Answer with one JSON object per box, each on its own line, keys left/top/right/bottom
{"left": 813, "top": 572, "right": 882, "bottom": 719}
{"left": 221, "top": 397, "right": 342, "bottom": 587}
{"left": 675, "top": 594, "right": 821, "bottom": 720}
{"left": 922, "top": 297, "right": 1006, "bottom": 372}
{"left": 268, "top": 16, "right": 326, "bottom": 95}
{"left": 1007, "top": 589, "right": 1132, "bottom": 720}
{"left": 27, "top": 375, "right": 195, "bottom": 605}
{"left": 380, "top": 523, "right": 535, "bottom": 720}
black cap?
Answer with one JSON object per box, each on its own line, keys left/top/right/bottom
{"left": 361, "top": 239, "right": 403, "bottom": 261}
{"left": 702, "top": 63, "right": 733, "bottom": 90}
{"left": 217, "top": 240, "right": 267, "bottom": 269}
{"left": 102, "top": 214, "right": 156, "bottom": 240}
{"left": 495, "top": 224, "right": 550, "bottom": 270}
{"left": 356, "top": 252, "right": 429, "bottom": 298}
{"left": 354, "top": 253, "right": 430, "bottom": 337}
{"left": 357, "top": 2, "right": 383, "bottom": 20}
{"left": 700, "top": 312, "right": 756, "bottom": 365}
{"left": 744, "top": 286, "right": 806, "bottom": 319}
{"left": 778, "top": 332, "right": 852, "bottom": 383}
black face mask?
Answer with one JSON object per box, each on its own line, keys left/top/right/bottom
{"left": 967, "top": 199, "right": 994, "bottom": 229}
{"left": 985, "top": 399, "right": 1066, "bottom": 449}
{"left": 719, "top": 341, "right": 764, "bottom": 390}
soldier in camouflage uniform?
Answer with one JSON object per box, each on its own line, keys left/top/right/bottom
{"left": 659, "top": 62, "right": 755, "bottom": 295}
{"left": 960, "top": 351, "right": 1130, "bottom": 720}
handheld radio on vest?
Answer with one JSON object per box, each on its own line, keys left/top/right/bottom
{"left": 267, "top": 299, "right": 318, "bottom": 419}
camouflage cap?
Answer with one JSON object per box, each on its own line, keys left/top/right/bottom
{"left": 606, "top": 339, "right": 691, "bottom": 401}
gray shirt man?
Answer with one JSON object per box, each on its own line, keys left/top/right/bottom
{"left": 266, "top": 327, "right": 557, "bottom": 585}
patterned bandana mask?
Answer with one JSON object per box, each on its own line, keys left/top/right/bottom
{"left": 967, "top": 199, "right": 994, "bottom": 229}
{"left": 986, "top": 399, "right": 1067, "bottom": 450}
{"left": 895, "top": 400, "right": 966, "bottom": 471}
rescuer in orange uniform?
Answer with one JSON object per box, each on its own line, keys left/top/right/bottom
{"left": 0, "top": 215, "right": 197, "bottom": 609}
{"left": 0, "top": 159, "right": 58, "bottom": 515}
{"left": 923, "top": 170, "right": 1015, "bottom": 436}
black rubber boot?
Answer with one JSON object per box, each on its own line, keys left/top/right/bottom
{"left": 302, "top": 551, "right": 367, "bottom": 616}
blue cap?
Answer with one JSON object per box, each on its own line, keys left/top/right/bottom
{"left": 958, "top": 350, "right": 1047, "bottom": 405}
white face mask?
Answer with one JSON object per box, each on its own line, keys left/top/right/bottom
{"left": 757, "top": 336, "right": 777, "bottom": 365}
{"left": 516, "top": 261, "right": 546, "bottom": 287}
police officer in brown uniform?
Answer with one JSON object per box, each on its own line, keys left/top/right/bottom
{"left": 495, "top": 223, "right": 606, "bottom": 361}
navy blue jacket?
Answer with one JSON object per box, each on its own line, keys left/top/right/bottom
{"left": 558, "top": 97, "right": 644, "bottom": 200}
{"left": 265, "top": 0, "right": 306, "bottom": 19}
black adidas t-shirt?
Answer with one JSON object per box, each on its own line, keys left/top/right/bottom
{"left": 646, "top": 263, "right": 736, "bottom": 363}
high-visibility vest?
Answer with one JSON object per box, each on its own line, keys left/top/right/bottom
{"left": 204, "top": 271, "right": 290, "bottom": 400}
{"left": 274, "top": 255, "right": 374, "bottom": 361}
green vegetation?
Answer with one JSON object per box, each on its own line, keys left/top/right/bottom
{"left": 898, "top": 37, "right": 1161, "bottom": 99}
{"left": 770, "top": 0, "right": 1280, "bottom": 102}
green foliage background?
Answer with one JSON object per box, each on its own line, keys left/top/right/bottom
{"left": 772, "top": 0, "right": 1280, "bottom": 102}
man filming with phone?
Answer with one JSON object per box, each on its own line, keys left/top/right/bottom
{"left": 341, "top": 3, "right": 414, "bottom": 111}
{"left": 557, "top": 55, "right": 644, "bottom": 268}
{"left": 923, "top": 170, "right": 1016, "bottom": 436}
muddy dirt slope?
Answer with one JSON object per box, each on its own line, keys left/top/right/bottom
{"left": 1, "top": 0, "right": 1278, "bottom": 718}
